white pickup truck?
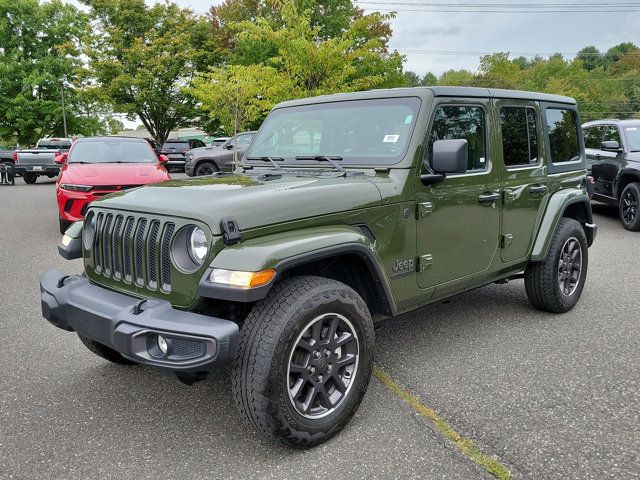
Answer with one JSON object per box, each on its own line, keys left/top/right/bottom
{"left": 15, "top": 138, "right": 73, "bottom": 184}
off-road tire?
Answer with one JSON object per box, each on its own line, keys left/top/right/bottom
{"left": 23, "top": 172, "right": 37, "bottom": 184}
{"left": 232, "top": 276, "right": 375, "bottom": 447}
{"left": 619, "top": 182, "right": 640, "bottom": 231}
{"left": 525, "top": 218, "right": 588, "bottom": 313}
{"left": 59, "top": 218, "right": 72, "bottom": 235}
{"left": 195, "top": 161, "right": 218, "bottom": 176}
{"left": 77, "top": 334, "right": 136, "bottom": 365}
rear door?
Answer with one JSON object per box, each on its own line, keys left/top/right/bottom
{"left": 495, "top": 100, "right": 547, "bottom": 262}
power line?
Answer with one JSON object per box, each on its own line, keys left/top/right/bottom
{"left": 398, "top": 49, "right": 640, "bottom": 57}
{"left": 356, "top": 2, "right": 640, "bottom": 13}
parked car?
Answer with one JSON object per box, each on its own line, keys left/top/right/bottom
{"left": 583, "top": 119, "right": 640, "bottom": 230}
{"left": 43, "top": 87, "right": 595, "bottom": 447}
{"left": 209, "top": 137, "right": 230, "bottom": 147}
{"left": 15, "top": 137, "right": 73, "bottom": 184}
{"left": 159, "top": 138, "right": 206, "bottom": 171}
{"left": 185, "top": 132, "right": 256, "bottom": 176}
{"left": 56, "top": 137, "right": 171, "bottom": 233}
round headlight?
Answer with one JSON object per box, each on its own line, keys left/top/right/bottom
{"left": 83, "top": 211, "right": 96, "bottom": 250}
{"left": 188, "top": 227, "right": 208, "bottom": 264}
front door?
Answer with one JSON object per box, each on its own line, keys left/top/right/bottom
{"left": 416, "top": 100, "right": 501, "bottom": 292}
{"left": 585, "top": 125, "right": 623, "bottom": 197}
{"left": 495, "top": 100, "right": 548, "bottom": 262}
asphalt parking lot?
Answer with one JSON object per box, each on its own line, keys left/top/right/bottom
{"left": 1, "top": 176, "right": 638, "bottom": 479}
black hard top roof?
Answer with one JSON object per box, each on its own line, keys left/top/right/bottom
{"left": 275, "top": 86, "right": 576, "bottom": 108}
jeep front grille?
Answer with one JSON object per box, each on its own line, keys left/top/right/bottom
{"left": 92, "top": 212, "right": 175, "bottom": 293}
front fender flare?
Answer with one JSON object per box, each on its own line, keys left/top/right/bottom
{"left": 198, "top": 225, "right": 397, "bottom": 315}
{"left": 531, "top": 189, "right": 593, "bottom": 261}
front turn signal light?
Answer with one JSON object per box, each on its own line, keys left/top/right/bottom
{"left": 209, "top": 268, "right": 276, "bottom": 288}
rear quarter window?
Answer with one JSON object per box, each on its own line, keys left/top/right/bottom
{"left": 546, "top": 108, "right": 580, "bottom": 163}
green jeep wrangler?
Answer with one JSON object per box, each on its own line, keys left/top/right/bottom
{"left": 41, "top": 87, "right": 596, "bottom": 447}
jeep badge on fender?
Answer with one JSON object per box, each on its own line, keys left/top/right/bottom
{"left": 41, "top": 86, "right": 596, "bottom": 447}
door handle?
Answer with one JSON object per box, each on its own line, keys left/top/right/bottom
{"left": 529, "top": 185, "right": 547, "bottom": 194}
{"left": 594, "top": 154, "right": 602, "bottom": 160}
{"left": 478, "top": 192, "right": 500, "bottom": 204}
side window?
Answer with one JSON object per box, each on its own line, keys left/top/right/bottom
{"left": 602, "top": 125, "right": 621, "bottom": 145}
{"left": 583, "top": 126, "right": 603, "bottom": 149}
{"left": 545, "top": 108, "right": 580, "bottom": 163}
{"left": 427, "top": 105, "right": 487, "bottom": 172}
{"left": 236, "top": 134, "right": 253, "bottom": 148}
{"left": 500, "top": 106, "right": 539, "bottom": 167}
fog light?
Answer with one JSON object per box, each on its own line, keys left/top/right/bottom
{"left": 158, "top": 335, "right": 168, "bottom": 355}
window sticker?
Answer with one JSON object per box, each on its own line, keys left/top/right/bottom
{"left": 383, "top": 134, "right": 400, "bottom": 143}
{"left": 404, "top": 115, "right": 413, "bottom": 124}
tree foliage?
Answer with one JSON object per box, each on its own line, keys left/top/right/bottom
{"left": 191, "top": 0, "right": 405, "bottom": 135}
{"left": 81, "top": 0, "right": 218, "bottom": 143}
{"left": 431, "top": 43, "right": 640, "bottom": 121}
{"left": 0, "top": 0, "right": 110, "bottom": 144}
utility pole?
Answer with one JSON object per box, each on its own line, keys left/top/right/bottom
{"left": 60, "top": 83, "right": 68, "bottom": 138}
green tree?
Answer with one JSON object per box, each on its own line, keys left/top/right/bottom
{"left": 0, "top": 0, "right": 106, "bottom": 144}
{"left": 438, "top": 69, "right": 475, "bottom": 86}
{"left": 576, "top": 46, "right": 603, "bottom": 71}
{"left": 82, "top": 0, "right": 218, "bottom": 143}
{"left": 192, "top": 0, "right": 404, "bottom": 134}
{"left": 477, "top": 53, "right": 522, "bottom": 89}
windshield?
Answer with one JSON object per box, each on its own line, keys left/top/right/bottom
{"left": 69, "top": 140, "right": 158, "bottom": 164}
{"left": 246, "top": 97, "right": 421, "bottom": 166}
{"left": 625, "top": 126, "right": 640, "bottom": 151}
{"left": 37, "top": 141, "right": 72, "bottom": 150}
{"left": 162, "top": 142, "right": 190, "bottom": 151}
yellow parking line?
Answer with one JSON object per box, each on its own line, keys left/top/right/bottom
{"left": 373, "top": 366, "right": 512, "bottom": 480}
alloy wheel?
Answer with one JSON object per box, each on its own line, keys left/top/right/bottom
{"left": 557, "top": 237, "right": 582, "bottom": 296}
{"left": 622, "top": 189, "right": 638, "bottom": 224}
{"left": 287, "top": 313, "right": 359, "bottom": 419}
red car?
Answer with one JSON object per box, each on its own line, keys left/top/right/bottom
{"left": 56, "top": 137, "right": 170, "bottom": 233}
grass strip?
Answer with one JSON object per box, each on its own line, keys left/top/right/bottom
{"left": 373, "top": 366, "right": 512, "bottom": 480}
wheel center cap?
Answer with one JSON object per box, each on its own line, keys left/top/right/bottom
{"left": 315, "top": 358, "right": 329, "bottom": 374}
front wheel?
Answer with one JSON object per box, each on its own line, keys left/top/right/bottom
{"left": 232, "top": 276, "right": 375, "bottom": 447}
{"left": 525, "top": 218, "right": 588, "bottom": 313}
{"left": 195, "top": 161, "right": 218, "bottom": 176}
{"left": 619, "top": 182, "right": 640, "bottom": 231}
{"left": 23, "top": 172, "right": 37, "bottom": 184}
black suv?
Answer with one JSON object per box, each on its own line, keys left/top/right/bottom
{"left": 583, "top": 120, "right": 640, "bottom": 230}
{"left": 160, "top": 139, "right": 206, "bottom": 171}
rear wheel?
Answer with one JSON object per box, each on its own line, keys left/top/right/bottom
{"left": 23, "top": 172, "right": 37, "bottom": 184}
{"left": 619, "top": 182, "right": 640, "bottom": 231}
{"left": 525, "top": 218, "right": 588, "bottom": 313}
{"left": 232, "top": 276, "right": 375, "bottom": 447}
{"left": 195, "top": 161, "right": 218, "bottom": 176}
{"left": 77, "top": 334, "right": 136, "bottom": 365}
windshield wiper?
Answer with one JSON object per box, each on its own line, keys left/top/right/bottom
{"left": 246, "top": 156, "right": 284, "bottom": 170}
{"left": 294, "top": 155, "right": 346, "bottom": 173}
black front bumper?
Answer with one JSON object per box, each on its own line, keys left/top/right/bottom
{"left": 40, "top": 269, "right": 239, "bottom": 372}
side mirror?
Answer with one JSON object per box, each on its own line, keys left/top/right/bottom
{"left": 225, "top": 143, "right": 234, "bottom": 150}
{"left": 158, "top": 154, "right": 169, "bottom": 164}
{"left": 421, "top": 139, "right": 469, "bottom": 186}
{"left": 601, "top": 140, "right": 621, "bottom": 152}
{"left": 54, "top": 153, "right": 68, "bottom": 165}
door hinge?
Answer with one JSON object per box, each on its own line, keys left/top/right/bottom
{"left": 416, "top": 202, "right": 433, "bottom": 219}
{"left": 417, "top": 254, "right": 433, "bottom": 272}
{"left": 501, "top": 234, "right": 514, "bottom": 248}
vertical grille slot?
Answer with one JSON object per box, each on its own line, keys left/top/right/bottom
{"left": 123, "top": 217, "right": 135, "bottom": 283}
{"left": 147, "top": 220, "right": 161, "bottom": 290}
{"left": 112, "top": 215, "right": 124, "bottom": 280}
{"left": 94, "top": 213, "right": 104, "bottom": 273}
{"left": 133, "top": 219, "right": 148, "bottom": 287}
{"left": 160, "top": 223, "right": 175, "bottom": 292}
{"left": 102, "top": 214, "right": 113, "bottom": 277}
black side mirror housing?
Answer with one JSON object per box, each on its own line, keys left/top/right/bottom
{"left": 601, "top": 140, "right": 621, "bottom": 152}
{"left": 421, "top": 139, "right": 469, "bottom": 186}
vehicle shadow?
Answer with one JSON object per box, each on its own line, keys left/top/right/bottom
{"left": 591, "top": 202, "right": 619, "bottom": 220}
